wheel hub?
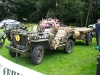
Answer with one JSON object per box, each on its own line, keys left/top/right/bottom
{"left": 37, "top": 50, "right": 42, "bottom": 61}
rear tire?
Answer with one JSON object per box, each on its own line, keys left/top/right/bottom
{"left": 64, "top": 39, "right": 74, "bottom": 54}
{"left": 31, "top": 45, "right": 44, "bottom": 65}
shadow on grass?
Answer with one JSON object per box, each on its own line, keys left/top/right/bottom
{"left": 75, "top": 40, "right": 86, "bottom": 46}
{"left": 44, "top": 49, "right": 64, "bottom": 57}
{"left": 10, "top": 49, "right": 65, "bottom": 66}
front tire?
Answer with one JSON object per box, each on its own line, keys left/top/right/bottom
{"left": 9, "top": 41, "right": 20, "bottom": 57}
{"left": 64, "top": 39, "right": 74, "bottom": 54}
{"left": 31, "top": 45, "right": 44, "bottom": 65}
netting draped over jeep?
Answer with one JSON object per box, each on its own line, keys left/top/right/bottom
{"left": 51, "top": 27, "right": 73, "bottom": 49}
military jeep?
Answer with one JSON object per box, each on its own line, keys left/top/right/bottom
{"left": 6, "top": 26, "right": 75, "bottom": 65}
{"left": 6, "top": 18, "right": 76, "bottom": 65}
{"left": 6, "top": 27, "right": 74, "bottom": 65}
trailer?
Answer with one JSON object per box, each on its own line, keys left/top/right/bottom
{"left": 73, "top": 27, "right": 94, "bottom": 45}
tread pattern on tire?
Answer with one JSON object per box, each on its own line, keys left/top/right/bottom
{"left": 64, "top": 39, "right": 74, "bottom": 54}
{"left": 31, "top": 45, "right": 44, "bottom": 65}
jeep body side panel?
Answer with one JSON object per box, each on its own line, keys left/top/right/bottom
{"left": 30, "top": 41, "right": 51, "bottom": 49}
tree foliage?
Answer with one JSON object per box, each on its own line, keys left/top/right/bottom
{"left": 0, "top": 0, "right": 100, "bottom": 26}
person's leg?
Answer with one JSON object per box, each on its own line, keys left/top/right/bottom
{"left": 96, "top": 31, "right": 99, "bottom": 46}
{"left": 98, "top": 31, "right": 100, "bottom": 46}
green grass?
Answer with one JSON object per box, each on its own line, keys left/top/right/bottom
{"left": 25, "top": 23, "right": 38, "bottom": 31}
{"left": 0, "top": 28, "right": 98, "bottom": 75}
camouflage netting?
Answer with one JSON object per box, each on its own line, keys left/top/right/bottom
{"left": 51, "top": 27, "right": 72, "bottom": 49}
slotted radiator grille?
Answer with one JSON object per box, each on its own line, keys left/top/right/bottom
{"left": 16, "top": 35, "right": 27, "bottom": 46}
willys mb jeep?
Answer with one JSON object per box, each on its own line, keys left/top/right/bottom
{"left": 6, "top": 18, "right": 75, "bottom": 65}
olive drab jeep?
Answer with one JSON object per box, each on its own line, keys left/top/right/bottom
{"left": 6, "top": 26, "right": 75, "bottom": 65}
{"left": 6, "top": 18, "right": 75, "bottom": 65}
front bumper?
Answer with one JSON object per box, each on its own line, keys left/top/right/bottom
{"left": 6, "top": 46, "right": 28, "bottom": 54}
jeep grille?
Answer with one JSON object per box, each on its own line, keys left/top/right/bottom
{"left": 15, "top": 35, "right": 27, "bottom": 46}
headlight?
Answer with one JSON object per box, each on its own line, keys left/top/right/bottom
{"left": 27, "top": 37, "right": 30, "bottom": 40}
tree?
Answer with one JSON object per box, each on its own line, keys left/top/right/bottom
{"left": 85, "top": 0, "right": 95, "bottom": 27}
{"left": 0, "top": 0, "right": 100, "bottom": 26}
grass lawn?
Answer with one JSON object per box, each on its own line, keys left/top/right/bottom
{"left": 0, "top": 28, "right": 98, "bottom": 75}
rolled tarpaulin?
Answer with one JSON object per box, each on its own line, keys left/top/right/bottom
{"left": 73, "top": 30, "right": 80, "bottom": 39}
